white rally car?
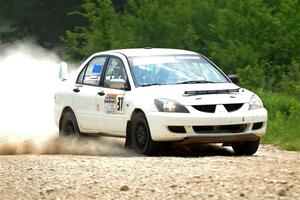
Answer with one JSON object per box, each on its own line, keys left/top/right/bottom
{"left": 54, "top": 48, "right": 267, "bottom": 155}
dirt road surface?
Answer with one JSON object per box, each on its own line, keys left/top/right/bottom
{"left": 0, "top": 143, "right": 299, "bottom": 200}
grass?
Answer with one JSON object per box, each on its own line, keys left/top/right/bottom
{"left": 259, "top": 92, "right": 300, "bottom": 151}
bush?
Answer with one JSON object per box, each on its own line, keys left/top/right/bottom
{"left": 237, "top": 65, "right": 265, "bottom": 91}
{"left": 259, "top": 92, "right": 300, "bottom": 151}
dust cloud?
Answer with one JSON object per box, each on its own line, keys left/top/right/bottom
{"left": 0, "top": 42, "right": 131, "bottom": 156}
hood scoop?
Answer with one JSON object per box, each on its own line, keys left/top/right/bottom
{"left": 183, "top": 88, "right": 240, "bottom": 96}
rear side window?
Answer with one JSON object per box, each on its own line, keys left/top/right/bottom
{"left": 77, "top": 56, "right": 107, "bottom": 86}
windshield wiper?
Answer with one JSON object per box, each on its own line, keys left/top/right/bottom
{"left": 140, "top": 83, "right": 163, "bottom": 87}
{"left": 175, "top": 80, "right": 216, "bottom": 84}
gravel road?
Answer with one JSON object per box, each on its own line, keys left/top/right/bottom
{"left": 0, "top": 141, "right": 299, "bottom": 200}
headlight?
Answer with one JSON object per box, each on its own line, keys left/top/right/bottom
{"left": 154, "top": 99, "right": 189, "bottom": 113}
{"left": 249, "top": 95, "right": 263, "bottom": 110}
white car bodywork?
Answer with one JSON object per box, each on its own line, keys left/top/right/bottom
{"left": 54, "top": 48, "right": 267, "bottom": 149}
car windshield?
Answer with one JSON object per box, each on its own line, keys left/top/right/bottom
{"left": 129, "top": 55, "right": 229, "bottom": 87}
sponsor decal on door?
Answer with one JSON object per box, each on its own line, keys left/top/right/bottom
{"left": 104, "top": 94, "right": 124, "bottom": 114}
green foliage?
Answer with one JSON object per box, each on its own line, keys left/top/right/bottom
{"left": 279, "top": 60, "right": 300, "bottom": 99}
{"left": 237, "top": 60, "right": 300, "bottom": 99}
{"left": 61, "top": 0, "right": 300, "bottom": 77}
{"left": 62, "top": 0, "right": 118, "bottom": 60}
{"left": 62, "top": 0, "right": 220, "bottom": 59}
{"left": 261, "top": 92, "right": 300, "bottom": 118}
{"left": 260, "top": 93, "right": 300, "bottom": 151}
{"left": 237, "top": 65, "right": 265, "bottom": 91}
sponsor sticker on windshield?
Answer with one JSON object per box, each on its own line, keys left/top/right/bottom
{"left": 92, "top": 64, "right": 103, "bottom": 74}
{"left": 175, "top": 56, "right": 201, "bottom": 60}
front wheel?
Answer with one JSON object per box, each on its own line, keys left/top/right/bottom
{"left": 131, "top": 113, "right": 160, "bottom": 155}
{"left": 232, "top": 139, "right": 260, "bottom": 155}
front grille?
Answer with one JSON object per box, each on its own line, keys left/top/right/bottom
{"left": 168, "top": 126, "right": 186, "bottom": 133}
{"left": 224, "top": 103, "right": 243, "bottom": 112}
{"left": 193, "top": 124, "right": 246, "bottom": 133}
{"left": 193, "top": 126, "right": 214, "bottom": 132}
{"left": 252, "top": 122, "right": 263, "bottom": 130}
{"left": 192, "top": 104, "right": 243, "bottom": 113}
{"left": 192, "top": 105, "right": 216, "bottom": 113}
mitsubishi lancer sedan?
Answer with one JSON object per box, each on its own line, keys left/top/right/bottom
{"left": 54, "top": 48, "right": 267, "bottom": 155}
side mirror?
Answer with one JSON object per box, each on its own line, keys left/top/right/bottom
{"left": 109, "top": 79, "right": 126, "bottom": 89}
{"left": 59, "top": 62, "right": 68, "bottom": 81}
{"left": 228, "top": 74, "right": 239, "bottom": 84}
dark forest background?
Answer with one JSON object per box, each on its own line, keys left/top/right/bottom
{"left": 0, "top": 0, "right": 299, "bottom": 150}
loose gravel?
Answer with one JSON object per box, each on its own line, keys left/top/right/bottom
{"left": 0, "top": 144, "right": 299, "bottom": 200}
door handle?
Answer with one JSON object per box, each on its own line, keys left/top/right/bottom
{"left": 98, "top": 91, "right": 105, "bottom": 96}
{"left": 73, "top": 88, "right": 80, "bottom": 93}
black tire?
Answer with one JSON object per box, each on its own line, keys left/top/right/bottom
{"left": 131, "top": 113, "right": 160, "bottom": 155}
{"left": 232, "top": 139, "right": 260, "bottom": 155}
{"left": 59, "top": 111, "right": 81, "bottom": 138}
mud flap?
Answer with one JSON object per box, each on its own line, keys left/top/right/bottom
{"left": 124, "top": 121, "right": 132, "bottom": 148}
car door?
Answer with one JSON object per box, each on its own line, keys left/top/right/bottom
{"left": 96, "top": 56, "right": 129, "bottom": 136}
{"left": 72, "top": 56, "right": 107, "bottom": 132}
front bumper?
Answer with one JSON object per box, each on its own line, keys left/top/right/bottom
{"left": 146, "top": 107, "right": 267, "bottom": 142}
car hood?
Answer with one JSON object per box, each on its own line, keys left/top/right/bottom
{"left": 133, "top": 83, "right": 254, "bottom": 105}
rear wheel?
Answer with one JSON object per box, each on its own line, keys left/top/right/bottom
{"left": 59, "top": 111, "right": 80, "bottom": 138}
{"left": 131, "top": 113, "right": 160, "bottom": 155}
{"left": 232, "top": 139, "right": 260, "bottom": 155}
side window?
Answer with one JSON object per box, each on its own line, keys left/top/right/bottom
{"left": 77, "top": 57, "right": 107, "bottom": 86}
{"left": 104, "top": 57, "right": 127, "bottom": 88}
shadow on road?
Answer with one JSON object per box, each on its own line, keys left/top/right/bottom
{"left": 157, "top": 143, "right": 235, "bottom": 157}
{"left": 69, "top": 136, "right": 236, "bottom": 157}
